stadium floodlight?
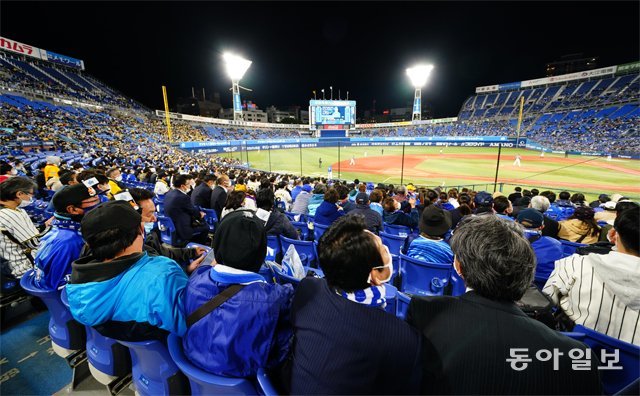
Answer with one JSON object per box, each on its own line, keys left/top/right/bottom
{"left": 321, "top": 89, "right": 325, "bottom": 100}
{"left": 406, "top": 64, "right": 434, "bottom": 121}
{"left": 223, "top": 52, "right": 252, "bottom": 121}
{"left": 330, "top": 86, "right": 333, "bottom": 100}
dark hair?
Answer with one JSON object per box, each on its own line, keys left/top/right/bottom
{"left": 256, "top": 188, "right": 275, "bottom": 211}
{"left": 570, "top": 193, "right": 585, "bottom": 205}
{"left": 522, "top": 189, "right": 531, "bottom": 197}
{"left": 447, "top": 189, "right": 458, "bottom": 199}
{"left": 259, "top": 178, "right": 271, "bottom": 190}
{"left": 540, "top": 190, "right": 556, "bottom": 203}
{"left": 614, "top": 206, "right": 639, "bottom": 256}
{"left": 224, "top": 190, "right": 246, "bottom": 210}
{"left": 457, "top": 193, "right": 473, "bottom": 216}
{"left": 106, "top": 167, "right": 120, "bottom": 178}
{"left": 172, "top": 174, "right": 189, "bottom": 188}
{"left": 318, "top": 216, "right": 383, "bottom": 292}
{"left": 128, "top": 187, "right": 155, "bottom": 203}
{"left": 0, "top": 176, "right": 36, "bottom": 201}
{"left": 493, "top": 196, "right": 511, "bottom": 215}
{"left": 369, "top": 189, "right": 383, "bottom": 203}
{"left": 202, "top": 174, "right": 216, "bottom": 183}
{"left": 615, "top": 201, "right": 639, "bottom": 215}
{"left": 59, "top": 170, "right": 76, "bottom": 186}
{"left": 86, "top": 227, "right": 140, "bottom": 261}
{"left": 569, "top": 206, "right": 599, "bottom": 237}
{"left": 0, "top": 162, "right": 12, "bottom": 175}
{"left": 324, "top": 188, "right": 340, "bottom": 204}
{"left": 514, "top": 187, "right": 522, "bottom": 192}
{"left": 382, "top": 197, "right": 397, "bottom": 212}
{"left": 450, "top": 216, "right": 535, "bottom": 301}
{"left": 530, "top": 189, "right": 539, "bottom": 196}
{"left": 335, "top": 184, "right": 350, "bottom": 199}
{"left": 559, "top": 191, "right": 570, "bottom": 200}
{"left": 426, "top": 189, "right": 438, "bottom": 203}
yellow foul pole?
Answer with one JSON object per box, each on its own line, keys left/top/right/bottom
{"left": 515, "top": 96, "right": 524, "bottom": 146}
{"left": 162, "top": 85, "right": 173, "bottom": 142}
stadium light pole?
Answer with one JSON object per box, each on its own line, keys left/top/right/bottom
{"left": 406, "top": 64, "right": 434, "bottom": 121}
{"left": 223, "top": 52, "right": 252, "bottom": 121}
{"left": 321, "top": 89, "right": 325, "bottom": 100}
{"left": 330, "top": 86, "right": 333, "bottom": 100}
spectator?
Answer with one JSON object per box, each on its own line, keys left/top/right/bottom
{"left": 0, "top": 177, "right": 40, "bottom": 278}
{"left": 290, "top": 179, "right": 303, "bottom": 202}
{"left": 66, "top": 201, "right": 191, "bottom": 340}
{"left": 43, "top": 155, "right": 61, "bottom": 182}
{"left": 589, "top": 193, "right": 610, "bottom": 208}
{"left": 243, "top": 188, "right": 257, "bottom": 211}
{"left": 314, "top": 188, "right": 345, "bottom": 226}
{"left": 0, "top": 161, "right": 15, "bottom": 183}
{"left": 570, "top": 192, "right": 587, "bottom": 207}
{"left": 220, "top": 190, "right": 247, "bottom": 219}
{"left": 255, "top": 188, "right": 298, "bottom": 239}
{"left": 507, "top": 186, "right": 522, "bottom": 205}
{"left": 407, "top": 215, "right": 601, "bottom": 394}
{"left": 447, "top": 188, "right": 459, "bottom": 208}
{"left": 406, "top": 205, "right": 454, "bottom": 264}
{"left": 33, "top": 184, "right": 100, "bottom": 290}
{"left": 348, "top": 192, "right": 383, "bottom": 234}
{"left": 290, "top": 184, "right": 312, "bottom": 216}
{"left": 306, "top": 183, "right": 326, "bottom": 216}
{"left": 369, "top": 189, "right": 384, "bottom": 217}
{"left": 153, "top": 171, "right": 171, "bottom": 196}
{"left": 284, "top": 216, "right": 421, "bottom": 394}
{"left": 512, "top": 195, "right": 531, "bottom": 219}
{"left": 530, "top": 195, "right": 560, "bottom": 239}
{"left": 191, "top": 174, "right": 215, "bottom": 209}
{"left": 382, "top": 196, "right": 419, "bottom": 228}
{"left": 274, "top": 181, "right": 293, "bottom": 212}
{"left": 210, "top": 174, "right": 231, "bottom": 220}
{"left": 183, "top": 209, "right": 293, "bottom": 376}
{"left": 543, "top": 206, "right": 640, "bottom": 345}
{"left": 594, "top": 200, "right": 617, "bottom": 223}
{"left": 516, "top": 208, "right": 563, "bottom": 285}
{"left": 449, "top": 192, "right": 473, "bottom": 229}
{"left": 164, "top": 174, "right": 209, "bottom": 247}
{"left": 473, "top": 191, "right": 494, "bottom": 214}
{"left": 336, "top": 183, "right": 356, "bottom": 213}
{"left": 555, "top": 191, "right": 573, "bottom": 207}
{"left": 105, "top": 167, "right": 124, "bottom": 198}
{"left": 493, "top": 196, "right": 514, "bottom": 221}
{"left": 558, "top": 206, "right": 600, "bottom": 244}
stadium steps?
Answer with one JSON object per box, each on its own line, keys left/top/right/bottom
{"left": 24, "top": 62, "right": 70, "bottom": 89}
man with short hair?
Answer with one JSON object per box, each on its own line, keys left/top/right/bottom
{"left": 165, "top": 174, "right": 209, "bottom": 247}
{"left": 191, "top": 174, "right": 216, "bottom": 209}
{"left": 66, "top": 201, "right": 190, "bottom": 340}
{"left": 348, "top": 192, "right": 383, "bottom": 234}
{"left": 516, "top": 208, "right": 563, "bottom": 286}
{"left": 105, "top": 167, "right": 124, "bottom": 198}
{"left": 33, "top": 184, "right": 100, "bottom": 290}
{"left": 530, "top": 195, "right": 560, "bottom": 239}
{"left": 408, "top": 215, "right": 601, "bottom": 394}
{"left": 493, "top": 196, "right": 513, "bottom": 221}
{"left": 508, "top": 186, "right": 522, "bottom": 205}
{"left": 210, "top": 174, "right": 230, "bottom": 220}
{"left": 543, "top": 206, "right": 640, "bottom": 345}
{"left": 336, "top": 183, "right": 356, "bottom": 213}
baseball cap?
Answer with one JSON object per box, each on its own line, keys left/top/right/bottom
{"left": 474, "top": 191, "right": 493, "bottom": 206}
{"left": 517, "top": 208, "right": 544, "bottom": 229}
{"left": 52, "top": 184, "right": 96, "bottom": 214}
{"left": 603, "top": 201, "right": 617, "bottom": 210}
{"left": 301, "top": 184, "right": 312, "bottom": 193}
{"left": 406, "top": 184, "right": 416, "bottom": 192}
{"left": 81, "top": 200, "right": 142, "bottom": 241}
{"left": 355, "top": 192, "right": 370, "bottom": 205}
{"left": 419, "top": 205, "right": 452, "bottom": 237}
{"left": 212, "top": 209, "right": 266, "bottom": 272}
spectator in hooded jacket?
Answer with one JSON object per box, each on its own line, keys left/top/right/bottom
{"left": 382, "top": 196, "right": 419, "bottom": 229}
{"left": 314, "top": 188, "right": 345, "bottom": 226}
{"left": 558, "top": 206, "right": 600, "bottom": 244}
{"left": 291, "top": 184, "right": 312, "bottom": 216}
{"left": 516, "top": 208, "right": 563, "bottom": 286}
{"left": 255, "top": 188, "right": 298, "bottom": 239}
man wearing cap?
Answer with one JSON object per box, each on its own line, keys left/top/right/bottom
{"left": 66, "top": 201, "right": 190, "bottom": 340}
{"left": 32, "top": 184, "right": 100, "bottom": 291}
{"left": 183, "top": 209, "right": 294, "bottom": 376}
{"left": 594, "top": 200, "right": 617, "bottom": 223}
{"left": 406, "top": 205, "right": 454, "bottom": 264}
{"left": 473, "top": 191, "right": 494, "bottom": 215}
{"left": 516, "top": 208, "right": 563, "bottom": 286}
{"left": 348, "top": 192, "right": 383, "bottom": 234}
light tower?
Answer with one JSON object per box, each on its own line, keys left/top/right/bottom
{"left": 406, "top": 64, "right": 434, "bottom": 121}
{"left": 223, "top": 52, "right": 252, "bottom": 121}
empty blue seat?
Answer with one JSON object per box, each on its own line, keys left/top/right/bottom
{"left": 280, "top": 235, "right": 318, "bottom": 268}
{"left": 117, "top": 338, "right": 189, "bottom": 396}
{"left": 166, "top": 333, "right": 258, "bottom": 395}
{"left": 20, "top": 271, "right": 86, "bottom": 357}
{"left": 380, "top": 231, "right": 406, "bottom": 256}
{"left": 200, "top": 208, "right": 219, "bottom": 233}
{"left": 266, "top": 235, "right": 282, "bottom": 263}
{"left": 562, "top": 325, "right": 640, "bottom": 395}
{"left": 157, "top": 215, "right": 177, "bottom": 246}
{"left": 559, "top": 239, "right": 588, "bottom": 258}
{"left": 399, "top": 253, "right": 451, "bottom": 296}
{"left": 450, "top": 269, "right": 466, "bottom": 296}
{"left": 313, "top": 223, "right": 329, "bottom": 241}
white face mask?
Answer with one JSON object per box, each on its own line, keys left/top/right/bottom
{"left": 19, "top": 196, "right": 34, "bottom": 208}
{"left": 10, "top": 169, "right": 17, "bottom": 175}
{"left": 368, "top": 245, "right": 393, "bottom": 284}
{"left": 115, "top": 175, "right": 123, "bottom": 182}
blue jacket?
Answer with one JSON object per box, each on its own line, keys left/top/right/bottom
{"left": 406, "top": 236, "right": 454, "bottom": 264}
{"left": 525, "top": 230, "right": 564, "bottom": 281}
{"left": 183, "top": 265, "right": 294, "bottom": 377}
{"left": 383, "top": 209, "right": 419, "bottom": 228}
{"left": 34, "top": 218, "right": 84, "bottom": 290}
{"left": 66, "top": 252, "right": 188, "bottom": 339}
{"left": 306, "top": 194, "right": 325, "bottom": 216}
{"left": 314, "top": 200, "right": 344, "bottom": 226}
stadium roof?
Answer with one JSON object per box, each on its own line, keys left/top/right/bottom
{"left": 2, "top": 1, "right": 638, "bottom": 118}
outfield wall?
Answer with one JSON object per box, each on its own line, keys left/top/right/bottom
{"left": 180, "top": 136, "right": 640, "bottom": 159}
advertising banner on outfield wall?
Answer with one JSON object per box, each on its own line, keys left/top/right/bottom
{"left": 0, "top": 36, "right": 44, "bottom": 60}
{"left": 41, "top": 50, "right": 85, "bottom": 70}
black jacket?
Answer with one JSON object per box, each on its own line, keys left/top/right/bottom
{"left": 210, "top": 185, "right": 228, "bottom": 220}
{"left": 164, "top": 189, "right": 207, "bottom": 244}
{"left": 542, "top": 214, "right": 560, "bottom": 239}
{"left": 191, "top": 183, "right": 213, "bottom": 210}
{"left": 264, "top": 210, "right": 299, "bottom": 239}
{"left": 349, "top": 204, "right": 383, "bottom": 234}
{"left": 407, "top": 292, "right": 601, "bottom": 395}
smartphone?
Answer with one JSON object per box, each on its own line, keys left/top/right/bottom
{"left": 201, "top": 249, "right": 216, "bottom": 267}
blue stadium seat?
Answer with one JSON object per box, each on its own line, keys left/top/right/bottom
{"left": 450, "top": 269, "right": 466, "bottom": 297}
{"left": 313, "top": 222, "right": 329, "bottom": 241}
{"left": 157, "top": 215, "right": 177, "bottom": 246}
{"left": 280, "top": 235, "right": 318, "bottom": 268}
{"left": 399, "top": 253, "right": 452, "bottom": 296}
{"left": 266, "top": 235, "right": 282, "bottom": 263}
{"left": 380, "top": 231, "right": 406, "bottom": 256}
{"left": 559, "top": 239, "right": 588, "bottom": 258}
{"left": 395, "top": 291, "right": 411, "bottom": 320}
{"left": 383, "top": 223, "right": 412, "bottom": 238}
{"left": 117, "top": 338, "right": 189, "bottom": 396}
{"left": 20, "top": 271, "right": 86, "bottom": 357}
{"left": 166, "top": 333, "right": 258, "bottom": 395}
{"left": 289, "top": 221, "right": 309, "bottom": 240}
{"left": 383, "top": 283, "right": 397, "bottom": 316}
{"left": 200, "top": 208, "right": 219, "bottom": 233}
{"left": 562, "top": 325, "right": 640, "bottom": 395}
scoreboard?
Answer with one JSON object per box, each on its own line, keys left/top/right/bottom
{"left": 309, "top": 100, "right": 356, "bottom": 130}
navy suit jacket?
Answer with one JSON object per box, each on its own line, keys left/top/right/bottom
{"left": 164, "top": 189, "right": 201, "bottom": 242}
{"left": 191, "top": 183, "right": 213, "bottom": 209}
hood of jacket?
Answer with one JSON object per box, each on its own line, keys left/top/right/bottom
{"left": 591, "top": 252, "right": 640, "bottom": 310}
{"left": 71, "top": 252, "right": 145, "bottom": 284}
{"left": 383, "top": 210, "right": 401, "bottom": 224}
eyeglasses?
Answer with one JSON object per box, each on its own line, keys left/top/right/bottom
{"left": 19, "top": 191, "right": 34, "bottom": 197}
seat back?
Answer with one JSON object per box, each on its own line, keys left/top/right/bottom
{"left": 200, "top": 208, "right": 219, "bottom": 233}
{"left": 266, "top": 235, "right": 282, "bottom": 262}
{"left": 380, "top": 231, "right": 407, "bottom": 256}
{"left": 450, "top": 269, "right": 466, "bottom": 296}
{"left": 20, "top": 271, "right": 85, "bottom": 351}
{"left": 399, "top": 253, "right": 452, "bottom": 296}
{"left": 280, "top": 235, "right": 318, "bottom": 268}
{"left": 563, "top": 325, "right": 640, "bottom": 395}
{"left": 166, "top": 334, "right": 257, "bottom": 395}
{"left": 117, "top": 338, "right": 190, "bottom": 396}
{"left": 313, "top": 223, "right": 329, "bottom": 241}
{"left": 383, "top": 223, "right": 411, "bottom": 238}
{"left": 383, "top": 283, "right": 397, "bottom": 316}
{"left": 157, "top": 215, "right": 176, "bottom": 246}
{"left": 256, "top": 368, "right": 279, "bottom": 396}
{"left": 290, "top": 221, "right": 309, "bottom": 240}
{"left": 396, "top": 291, "right": 411, "bottom": 320}
{"left": 560, "top": 239, "right": 588, "bottom": 258}
{"left": 85, "top": 326, "right": 132, "bottom": 379}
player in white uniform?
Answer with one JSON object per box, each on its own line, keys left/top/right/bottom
{"left": 349, "top": 155, "right": 356, "bottom": 166}
{"left": 513, "top": 153, "right": 522, "bottom": 167}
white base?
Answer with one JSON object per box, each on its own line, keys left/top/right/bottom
{"left": 88, "top": 362, "right": 118, "bottom": 385}
{"left": 51, "top": 341, "right": 76, "bottom": 358}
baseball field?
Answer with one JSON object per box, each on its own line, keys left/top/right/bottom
{"left": 216, "top": 146, "right": 640, "bottom": 200}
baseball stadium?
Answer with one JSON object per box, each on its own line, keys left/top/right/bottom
{"left": 1, "top": 2, "right": 639, "bottom": 396}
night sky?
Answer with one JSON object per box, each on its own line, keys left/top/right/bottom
{"left": 2, "top": 1, "right": 639, "bottom": 118}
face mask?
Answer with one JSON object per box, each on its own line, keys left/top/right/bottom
{"left": 10, "top": 169, "right": 17, "bottom": 175}
{"left": 19, "top": 197, "right": 34, "bottom": 208}
{"left": 367, "top": 245, "right": 393, "bottom": 284}
{"left": 115, "top": 175, "right": 123, "bottom": 182}
{"left": 144, "top": 222, "right": 155, "bottom": 236}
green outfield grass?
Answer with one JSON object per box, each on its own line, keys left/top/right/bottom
{"left": 214, "top": 146, "right": 640, "bottom": 201}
